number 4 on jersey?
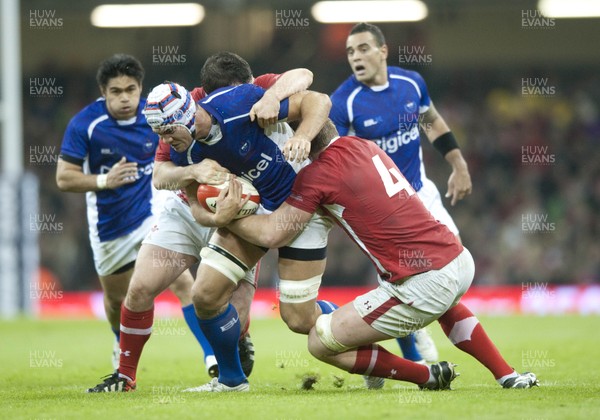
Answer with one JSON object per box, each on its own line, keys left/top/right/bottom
{"left": 371, "top": 154, "right": 415, "bottom": 198}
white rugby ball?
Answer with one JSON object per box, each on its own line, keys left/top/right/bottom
{"left": 196, "top": 177, "right": 260, "bottom": 219}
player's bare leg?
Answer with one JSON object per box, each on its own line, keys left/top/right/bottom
{"left": 192, "top": 229, "right": 262, "bottom": 318}
{"left": 307, "top": 303, "right": 457, "bottom": 390}
{"left": 88, "top": 246, "right": 192, "bottom": 392}
{"left": 88, "top": 245, "right": 213, "bottom": 392}
{"left": 165, "top": 264, "right": 224, "bottom": 378}
{"left": 230, "top": 281, "right": 255, "bottom": 332}
{"left": 186, "top": 229, "right": 263, "bottom": 392}
{"left": 168, "top": 269, "right": 196, "bottom": 306}
{"left": 99, "top": 268, "right": 133, "bottom": 332}
{"left": 98, "top": 267, "right": 134, "bottom": 371}
{"left": 277, "top": 258, "right": 327, "bottom": 334}
{"left": 99, "top": 245, "right": 194, "bottom": 390}
{"left": 229, "top": 279, "right": 257, "bottom": 377}
{"left": 125, "top": 245, "right": 196, "bottom": 312}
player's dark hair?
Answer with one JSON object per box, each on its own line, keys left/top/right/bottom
{"left": 310, "top": 119, "right": 339, "bottom": 159}
{"left": 349, "top": 22, "right": 386, "bottom": 47}
{"left": 200, "top": 51, "right": 253, "bottom": 94}
{"left": 96, "top": 54, "right": 144, "bottom": 89}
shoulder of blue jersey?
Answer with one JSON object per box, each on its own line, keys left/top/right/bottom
{"left": 200, "top": 84, "right": 266, "bottom": 125}
{"left": 331, "top": 74, "right": 360, "bottom": 99}
{"left": 68, "top": 98, "right": 107, "bottom": 128}
{"left": 388, "top": 66, "right": 425, "bottom": 83}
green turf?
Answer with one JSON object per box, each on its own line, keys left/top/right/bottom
{"left": 1, "top": 315, "right": 598, "bottom": 419}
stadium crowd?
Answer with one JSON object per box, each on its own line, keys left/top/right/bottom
{"left": 24, "top": 63, "right": 600, "bottom": 290}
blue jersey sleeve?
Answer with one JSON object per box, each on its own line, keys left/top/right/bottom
{"left": 278, "top": 97, "right": 289, "bottom": 121}
{"left": 409, "top": 70, "right": 431, "bottom": 113}
{"left": 329, "top": 90, "right": 351, "bottom": 136}
{"left": 60, "top": 116, "right": 89, "bottom": 166}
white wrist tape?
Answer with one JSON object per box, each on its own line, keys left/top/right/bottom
{"left": 96, "top": 174, "right": 108, "bottom": 190}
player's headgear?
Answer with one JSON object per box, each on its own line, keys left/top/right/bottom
{"left": 143, "top": 82, "right": 196, "bottom": 135}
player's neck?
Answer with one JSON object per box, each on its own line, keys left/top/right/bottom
{"left": 364, "top": 66, "right": 388, "bottom": 88}
{"left": 310, "top": 136, "right": 339, "bottom": 160}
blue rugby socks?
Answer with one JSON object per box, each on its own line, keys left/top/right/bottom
{"left": 197, "top": 303, "right": 246, "bottom": 387}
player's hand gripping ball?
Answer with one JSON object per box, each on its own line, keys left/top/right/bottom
{"left": 197, "top": 177, "right": 260, "bottom": 219}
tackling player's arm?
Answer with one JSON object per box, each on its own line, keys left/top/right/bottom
{"left": 56, "top": 156, "right": 138, "bottom": 192}
{"left": 281, "top": 90, "right": 332, "bottom": 162}
{"left": 420, "top": 102, "right": 472, "bottom": 206}
{"left": 152, "top": 138, "right": 230, "bottom": 190}
{"left": 185, "top": 177, "right": 250, "bottom": 228}
{"left": 228, "top": 202, "right": 313, "bottom": 249}
{"left": 153, "top": 160, "right": 229, "bottom": 190}
{"left": 250, "top": 68, "right": 314, "bottom": 127}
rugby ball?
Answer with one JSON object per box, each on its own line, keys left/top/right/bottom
{"left": 196, "top": 177, "right": 260, "bottom": 219}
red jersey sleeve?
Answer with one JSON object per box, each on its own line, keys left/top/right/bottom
{"left": 253, "top": 73, "right": 281, "bottom": 89}
{"left": 190, "top": 87, "right": 207, "bottom": 102}
{"left": 285, "top": 160, "right": 334, "bottom": 214}
{"left": 154, "top": 138, "right": 172, "bottom": 162}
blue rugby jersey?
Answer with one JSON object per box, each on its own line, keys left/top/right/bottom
{"left": 170, "top": 84, "right": 300, "bottom": 211}
{"left": 330, "top": 66, "right": 431, "bottom": 192}
{"left": 60, "top": 97, "right": 158, "bottom": 242}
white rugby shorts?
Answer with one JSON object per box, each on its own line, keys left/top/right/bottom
{"left": 257, "top": 206, "right": 333, "bottom": 256}
{"left": 353, "top": 248, "right": 475, "bottom": 337}
{"left": 143, "top": 192, "right": 258, "bottom": 286}
{"left": 90, "top": 188, "right": 173, "bottom": 276}
{"left": 418, "top": 177, "right": 459, "bottom": 235}
{"left": 90, "top": 215, "right": 154, "bottom": 277}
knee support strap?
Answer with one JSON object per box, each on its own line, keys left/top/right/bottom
{"left": 278, "top": 275, "right": 322, "bottom": 303}
{"left": 315, "top": 313, "right": 350, "bottom": 353}
{"left": 199, "top": 244, "right": 248, "bottom": 285}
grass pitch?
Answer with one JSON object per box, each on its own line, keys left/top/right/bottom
{"left": 1, "top": 315, "right": 598, "bottom": 419}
